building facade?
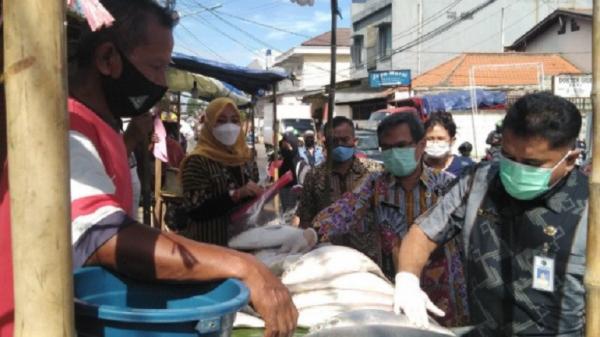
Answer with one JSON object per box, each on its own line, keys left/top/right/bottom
{"left": 350, "top": 0, "right": 592, "bottom": 79}
{"left": 508, "top": 9, "right": 592, "bottom": 73}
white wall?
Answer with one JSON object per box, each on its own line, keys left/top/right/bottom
{"left": 452, "top": 110, "right": 505, "bottom": 159}
{"left": 302, "top": 54, "right": 352, "bottom": 90}
{"left": 348, "top": 0, "right": 592, "bottom": 78}
{"left": 523, "top": 18, "right": 591, "bottom": 72}
{"left": 334, "top": 105, "right": 352, "bottom": 119}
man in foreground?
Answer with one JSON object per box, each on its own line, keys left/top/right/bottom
{"left": 395, "top": 92, "right": 587, "bottom": 336}
{"left": 0, "top": 1, "right": 297, "bottom": 337}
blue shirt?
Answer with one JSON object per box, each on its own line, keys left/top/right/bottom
{"left": 446, "top": 155, "right": 474, "bottom": 177}
{"left": 299, "top": 146, "right": 325, "bottom": 167}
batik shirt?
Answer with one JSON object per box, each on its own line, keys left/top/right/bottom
{"left": 296, "top": 156, "right": 382, "bottom": 228}
{"left": 178, "top": 154, "right": 259, "bottom": 246}
{"left": 417, "top": 163, "right": 588, "bottom": 336}
{"left": 312, "top": 165, "right": 470, "bottom": 326}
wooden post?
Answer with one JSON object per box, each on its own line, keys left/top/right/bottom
{"left": 586, "top": 1, "right": 600, "bottom": 335}
{"left": 141, "top": 140, "right": 152, "bottom": 225}
{"left": 176, "top": 92, "right": 181, "bottom": 140}
{"left": 251, "top": 96, "right": 256, "bottom": 150}
{"left": 272, "top": 83, "right": 280, "bottom": 214}
{"left": 325, "top": 0, "right": 338, "bottom": 200}
{"left": 5, "top": 0, "right": 75, "bottom": 336}
{"left": 154, "top": 157, "right": 163, "bottom": 229}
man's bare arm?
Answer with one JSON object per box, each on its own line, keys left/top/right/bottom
{"left": 86, "top": 223, "right": 298, "bottom": 337}
{"left": 398, "top": 225, "right": 439, "bottom": 276}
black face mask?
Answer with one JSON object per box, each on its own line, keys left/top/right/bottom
{"left": 101, "top": 48, "right": 168, "bottom": 118}
{"left": 305, "top": 138, "right": 315, "bottom": 148}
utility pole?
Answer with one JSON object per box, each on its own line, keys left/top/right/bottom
{"left": 586, "top": 1, "right": 600, "bottom": 336}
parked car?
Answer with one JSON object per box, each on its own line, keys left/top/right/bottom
{"left": 355, "top": 129, "right": 382, "bottom": 163}
{"left": 365, "top": 106, "right": 420, "bottom": 130}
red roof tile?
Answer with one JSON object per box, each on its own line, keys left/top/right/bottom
{"left": 413, "top": 53, "right": 581, "bottom": 89}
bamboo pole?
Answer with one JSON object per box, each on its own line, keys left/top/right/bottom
{"left": 4, "top": 0, "right": 74, "bottom": 336}
{"left": 586, "top": 2, "right": 600, "bottom": 335}
{"left": 325, "top": 0, "right": 337, "bottom": 202}
{"left": 154, "top": 157, "right": 163, "bottom": 229}
{"left": 272, "top": 83, "right": 280, "bottom": 215}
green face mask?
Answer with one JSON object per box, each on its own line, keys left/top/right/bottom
{"left": 382, "top": 147, "right": 418, "bottom": 177}
{"left": 499, "top": 153, "right": 569, "bottom": 200}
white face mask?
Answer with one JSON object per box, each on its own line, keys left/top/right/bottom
{"left": 212, "top": 123, "right": 241, "bottom": 146}
{"left": 425, "top": 141, "right": 451, "bottom": 158}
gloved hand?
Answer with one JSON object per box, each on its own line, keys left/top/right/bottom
{"left": 394, "top": 272, "right": 445, "bottom": 328}
{"left": 279, "top": 228, "right": 318, "bottom": 254}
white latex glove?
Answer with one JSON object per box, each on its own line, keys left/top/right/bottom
{"left": 394, "top": 272, "right": 445, "bottom": 328}
{"left": 278, "top": 228, "right": 318, "bottom": 254}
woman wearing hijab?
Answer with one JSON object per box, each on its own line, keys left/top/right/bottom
{"left": 179, "top": 97, "right": 262, "bottom": 246}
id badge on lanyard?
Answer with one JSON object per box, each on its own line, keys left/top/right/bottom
{"left": 532, "top": 229, "right": 557, "bottom": 293}
{"left": 532, "top": 255, "right": 555, "bottom": 292}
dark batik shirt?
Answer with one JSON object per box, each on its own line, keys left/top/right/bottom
{"left": 417, "top": 162, "right": 588, "bottom": 336}
{"left": 178, "top": 154, "right": 259, "bottom": 246}
{"left": 296, "top": 156, "right": 382, "bottom": 228}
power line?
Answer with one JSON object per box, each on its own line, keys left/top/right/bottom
{"left": 341, "top": 0, "right": 498, "bottom": 74}
{"left": 417, "top": 0, "right": 517, "bottom": 53}
{"left": 186, "top": 1, "right": 343, "bottom": 76}
{"left": 214, "top": 9, "right": 313, "bottom": 39}
{"left": 391, "top": 0, "right": 464, "bottom": 43}
{"left": 177, "top": 21, "right": 231, "bottom": 61}
{"left": 188, "top": 14, "right": 264, "bottom": 56}
{"left": 191, "top": 0, "right": 280, "bottom": 51}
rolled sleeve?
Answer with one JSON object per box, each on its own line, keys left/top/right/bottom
{"left": 415, "top": 168, "right": 474, "bottom": 244}
{"left": 72, "top": 211, "right": 134, "bottom": 269}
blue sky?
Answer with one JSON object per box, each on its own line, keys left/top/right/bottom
{"left": 173, "top": 0, "right": 352, "bottom": 66}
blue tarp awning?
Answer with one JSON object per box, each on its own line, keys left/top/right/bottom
{"left": 422, "top": 89, "right": 507, "bottom": 114}
{"left": 171, "top": 52, "right": 289, "bottom": 95}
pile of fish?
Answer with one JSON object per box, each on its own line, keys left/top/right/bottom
{"left": 228, "top": 224, "right": 460, "bottom": 336}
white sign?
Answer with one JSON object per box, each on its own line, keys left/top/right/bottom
{"left": 553, "top": 74, "right": 592, "bottom": 98}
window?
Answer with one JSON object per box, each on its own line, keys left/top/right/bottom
{"left": 352, "top": 35, "right": 364, "bottom": 66}
{"left": 378, "top": 23, "right": 392, "bottom": 59}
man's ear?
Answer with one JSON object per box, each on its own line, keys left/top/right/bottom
{"left": 93, "top": 42, "right": 122, "bottom": 78}
{"left": 353, "top": 137, "right": 358, "bottom": 147}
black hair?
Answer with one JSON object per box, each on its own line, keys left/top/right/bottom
{"left": 324, "top": 116, "right": 355, "bottom": 134}
{"left": 377, "top": 112, "right": 425, "bottom": 143}
{"left": 503, "top": 92, "right": 582, "bottom": 149}
{"left": 76, "top": 0, "right": 176, "bottom": 67}
{"left": 458, "top": 141, "right": 472, "bottom": 155}
{"left": 424, "top": 111, "right": 457, "bottom": 138}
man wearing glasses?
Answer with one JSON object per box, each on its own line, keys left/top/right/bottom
{"left": 309, "top": 112, "right": 469, "bottom": 327}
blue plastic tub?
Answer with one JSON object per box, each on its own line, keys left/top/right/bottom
{"left": 74, "top": 267, "right": 249, "bottom": 337}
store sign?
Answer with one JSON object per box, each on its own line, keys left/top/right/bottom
{"left": 553, "top": 74, "right": 592, "bottom": 98}
{"left": 369, "top": 70, "right": 411, "bottom": 88}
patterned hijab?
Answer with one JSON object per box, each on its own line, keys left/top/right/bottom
{"left": 185, "top": 97, "right": 251, "bottom": 167}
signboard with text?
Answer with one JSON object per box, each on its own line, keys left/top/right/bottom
{"left": 553, "top": 74, "right": 592, "bottom": 98}
{"left": 368, "top": 70, "right": 411, "bottom": 88}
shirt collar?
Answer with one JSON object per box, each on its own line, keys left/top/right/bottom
{"left": 332, "top": 156, "right": 367, "bottom": 176}
{"left": 382, "top": 163, "right": 430, "bottom": 190}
